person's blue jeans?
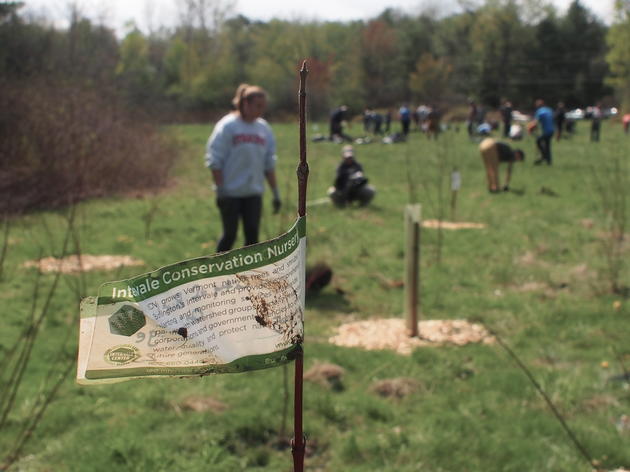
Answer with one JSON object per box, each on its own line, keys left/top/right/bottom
{"left": 536, "top": 134, "right": 553, "bottom": 164}
{"left": 216, "top": 195, "right": 262, "bottom": 252}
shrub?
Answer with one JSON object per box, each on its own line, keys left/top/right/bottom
{"left": 0, "top": 79, "right": 179, "bottom": 213}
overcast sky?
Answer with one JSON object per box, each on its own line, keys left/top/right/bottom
{"left": 22, "top": 0, "right": 616, "bottom": 35}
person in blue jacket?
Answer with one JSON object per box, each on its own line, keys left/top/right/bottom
{"left": 530, "top": 99, "right": 555, "bottom": 165}
{"left": 399, "top": 104, "right": 411, "bottom": 136}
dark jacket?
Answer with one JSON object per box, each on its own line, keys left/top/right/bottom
{"left": 334, "top": 160, "right": 366, "bottom": 191}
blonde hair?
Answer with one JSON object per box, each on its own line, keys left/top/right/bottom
{"left": 232, "top": 84, "right": 267, "bottom": 114}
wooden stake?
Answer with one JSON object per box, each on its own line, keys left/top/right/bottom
{"left": 450, "top": 168, "right": 461, "bottom": 222}
{"left": 450, "top": 190, "right": 458, "bottom": 222}
{"left": 291, "top": 59, "right": 308, "bottom": 472}
{"left": 404, "top": 204, "right": 421, "bottom": 337}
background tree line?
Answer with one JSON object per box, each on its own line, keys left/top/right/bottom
{"left": 3, "top": 0, "right": 630, "bottom": 120}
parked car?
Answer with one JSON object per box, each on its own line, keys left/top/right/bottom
{"left": 568, "top": 107, "right": 617, "bottom": 120}
{"left": 603, "top": 107, "right": 618, "bottom": 118}
{"left": 566, "top": 108, "right": 585, "bottom": 120}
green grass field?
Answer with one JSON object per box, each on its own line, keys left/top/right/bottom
{"left": 1, "top": 119, "right": 629, "bottom": 471}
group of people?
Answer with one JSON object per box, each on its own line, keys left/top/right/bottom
{"left": 363, "top": 108, "right": 391, "bottom": 136}
{"left": 400, "top": 104, "right": 441, "bottom": 138}
{"left": 478, "top": 98, "right": 553, "bottom": 194}
{"left": 204, "top": 83, "right": 619, "bottom": 251}
{"left": 330, "top": 103, "right": 442, "bottom": 143}
{"left": 478, "top": 97, "right": 626, "bottom": 194}
{"left": 527, "top": 100, "right": 608, "bottom": 147}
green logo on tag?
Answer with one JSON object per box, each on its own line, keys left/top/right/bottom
{"left": 104, "top": 345, "right": 141, "bottom": 365}
{"left": 109, "top": 305, "right": 146, "bottom": 336}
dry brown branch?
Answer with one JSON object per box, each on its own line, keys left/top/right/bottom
{"left": 0, "top": 80, "right": 179, "bottom": 214}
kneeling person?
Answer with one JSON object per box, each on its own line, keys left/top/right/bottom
{"left": 328, "top": 145, "right": 375, "bottom": 207}
{"left": 479, "top": 138, "right": 524, "bottom": 193}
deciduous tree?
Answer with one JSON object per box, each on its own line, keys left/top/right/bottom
{"left": 606, "top": 0, "right": 630, "bottom": 109}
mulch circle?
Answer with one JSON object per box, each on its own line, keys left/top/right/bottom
{"left": 329, "top": 318, "right": 494, "bottom": 355}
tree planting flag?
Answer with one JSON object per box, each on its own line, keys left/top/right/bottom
{"left": 77, "top": 217, "right": 305, "bottom": 384}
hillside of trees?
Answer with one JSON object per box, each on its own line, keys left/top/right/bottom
{"left": 4, "top": 0, "right": 630, "bottom": 121}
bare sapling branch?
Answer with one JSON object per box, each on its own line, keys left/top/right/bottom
{"left": 0, "top": 206, "right": 76, "bottom": 432}
{"left": 591, "top": 159, "right": 628, "bottom": 294}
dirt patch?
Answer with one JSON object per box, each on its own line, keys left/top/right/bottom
{"left": 422, "top": 220, "right": 486, "bottom": 230}
{"left": 517, "top": 251, "right": 538, "bottom": 266}
{"left": 516, "top": 247, "right": 552, "bottom": 268}
{"left": 512, "top": 281, "right": 548, "bottom": 292}
{"left": 580, "top": 218, "right": 595, "bottom": 229}
{"left": 175, "top": 395, "right": 228, "bottom": 414}
{"left": 329, "top": 318, "right": 494, "bottom": 355}
{"left": 22, "top": 254, "right": 144, "bottom": 274}
{"left": 568, "top": 263, "right": 598, "bottom": 285}
{"left": 570, "top": 264, "right": 591, "bottom": 278}
{"left": 581, "top": 394, "right": 619, "bottom": 412}
{"left": 370, "top": 377, "right": 420, "bottom": 398}
{"left": 373, "top": 272, "right": 404, "bottom": 289}
{"left": 510, "top": 280, "right": 573, "bottom": 298}
{"left": 510, "top": 263, "right": 595, "bottom": 294}
{"left": 355, "top": 212, "right": 385, "bottom": 225}
{"left": 304, "top": 362, "right": 345, "bottom": 390}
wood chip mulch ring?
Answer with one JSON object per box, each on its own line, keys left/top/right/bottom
{"left": 422, "top": 220, "right": 486, "bottom": 230}
{"left": 329, "top": 318, "right": 495, "bottom": 355}
{"left": 22, "top": 254, "right": 145, "bottom": 274}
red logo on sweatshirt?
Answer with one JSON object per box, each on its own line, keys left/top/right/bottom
{"left": 233, "top": 134, "right": 266, "bottom": 146}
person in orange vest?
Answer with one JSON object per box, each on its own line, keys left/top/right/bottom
{"left": 479, "top": 137, "right": 525, "bottom": 193}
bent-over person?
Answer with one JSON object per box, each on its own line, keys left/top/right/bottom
{"left": 479, "top": 138, "right": 525, "bottom": 193}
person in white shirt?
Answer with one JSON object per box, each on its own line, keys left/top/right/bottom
{"left": 205, "top": 84, "right": 281, "bottom": 252}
